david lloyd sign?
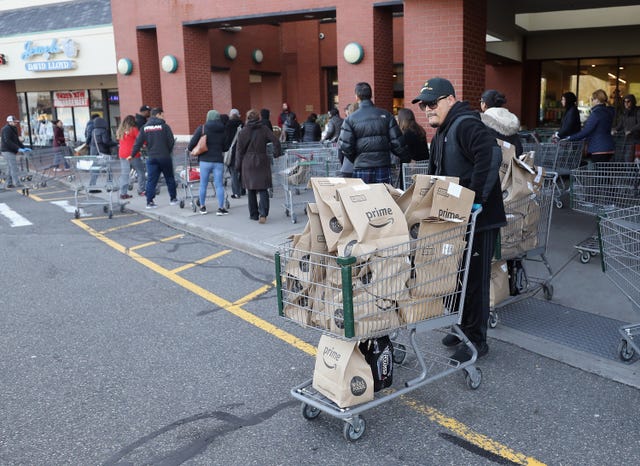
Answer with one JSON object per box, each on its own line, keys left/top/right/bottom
{"left": 22, "top": 38, "right": 79, "bottom": 72}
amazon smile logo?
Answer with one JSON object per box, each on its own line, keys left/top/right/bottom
{"left": 368, "top": 217, "right": 394, "bottom": 228}
{"left": 322, "top": 345, "right": 342, "bottom": 369}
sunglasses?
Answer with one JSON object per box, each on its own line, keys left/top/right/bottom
{"left": 419, "top": 95, "right": 449, "bottom": 111}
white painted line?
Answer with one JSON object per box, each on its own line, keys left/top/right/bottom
{"left": 0, "top": 203, "right": 33, "bottom": 227}
{"left": 50, "top": 200, "right": 89, "bottom": 217}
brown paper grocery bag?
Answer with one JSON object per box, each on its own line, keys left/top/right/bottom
{"left": 283, "top": 275, "right": 312, "bottom": 325}
{"left": 410, "top": 219, "right": 467, "bottom": 298}
{"left": 402, "top": 175, "right": 460, "bottom": 238}
{"left": 397, "top": 296, "right": 446, "bottom": 325}
{"left": 502, "top": 157, "right": 544, "bottom": 205}
{"left": 312, "top": 334, "right": 374, "bottom": 408}
{"left": 497, "top": 139, "right": 516, "bottom": 184}
{"left": 429, "top": 179, "right": 474, "bottom": 223}
{"left": 336, "top": 183, "right": 409, "bottom": 258}
{"left": 307, "top": 203, "right": 328, "bottom": 254}
{"left": 310, "top": 177, "right": 365, "bottom": 252}
{"left": 489, "top": 260, "right": 510, "bottom": 307}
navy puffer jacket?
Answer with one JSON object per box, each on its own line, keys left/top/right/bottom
{"left": 188, "top": 119, "right": 229, "bottom": 163}
{"left": 567, "top": 104, "right": 615, "bottom": 153}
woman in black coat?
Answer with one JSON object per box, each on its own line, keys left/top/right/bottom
{"left": 556, "top": 91, "right": 581, "bottom": 139}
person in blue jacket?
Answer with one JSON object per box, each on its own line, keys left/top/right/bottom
{"left": 566, "top": 89, "right": 614, "bottom": 163}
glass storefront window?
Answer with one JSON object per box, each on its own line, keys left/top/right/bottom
{"left": 618, "top": 57, "right": 640, "bottom": 102}
{"left": 540, "top": 59, "right": 577, "bottom": 126}
{"left": 24, "top": 91, "right": 54, "bottom": 146}
{"left": 577, "top": 58, "right": 619, "bottom": 125}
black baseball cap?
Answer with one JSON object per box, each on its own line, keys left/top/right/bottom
{"left": 411, "top": 77, "right": 456, "bottom": 104}
{"left": 140, "top": 105, "right": 151, "bottom": 112}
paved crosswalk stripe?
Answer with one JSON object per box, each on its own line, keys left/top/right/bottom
{"left": 0, "top": 203, "right": 33, "bottom": 227}
{"left": 50, "top": 200, "right": 88, "bottom": 216}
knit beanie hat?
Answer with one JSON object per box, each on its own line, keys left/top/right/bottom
{"left": 206, "top": 110, "right": 220, "bottom": 121}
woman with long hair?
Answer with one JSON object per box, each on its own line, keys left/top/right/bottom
{"left": 117, "top": 115, "right": 146, "bottom": 199}
{"left": 566, "top": 89, "right": 615, "bottom": 162}
{"left": 396, "top": 107, "right": 429, "bottom": 188}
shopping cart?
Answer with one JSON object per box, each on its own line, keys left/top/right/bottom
{"left": 598, "top": 206, "right": 640, "bottom": 362}
{"left": 65, "top": 154, "right": 127, "bottom": 219}
{"left": 524, "top": 140, "right": 584, "bottom": 208}
{"left": 401, "top": 161, "right": 430, "bottom": 189}
{"left": 489, "top": 172, "right": 558, "bottom": 327}
{"left": 277, "top": 144, "right": 340, "bottom": 223}
{"left": 570, "top": 161, "right": 640, "bottom": 264}
{"left": 26, "top": 146, "right": 74, "bottom": 188}
{"left": 175, "top": 145, "right": 230, "bottom": 212}
{"left": 275, "top": 209, "right": 483, "bottom": 441}
{"left": 613, "top": 135, "right": 637, "bottom": 163}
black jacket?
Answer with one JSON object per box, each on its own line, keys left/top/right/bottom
{"left": 557, "top": 105, "right": 581, "bottom": 139}
{"left": 131, "top": 116, "right": 175, "bottom": 159}
{"left": 401, "top": 128, "right": 429, "bottom": 161}
{"left": 224, "top": 118, "right": 243, "bottom": 166}
{"left": 90, "top": 117, "right": 117, "bottom": 155}
{"left": 1, "top": 124, "right": 25, "bottom": 153}
{"left": 135, "top": 113, "right": 148, "bottom": 130}
{"left": 188, "top": 119, "right": 229, "bottom": 163}
{"left": 301, "top": 120, "right": 321, "bottom": 142}
{"left": 429, "top": 101, "right": 506, "bottom": 232}
{"left": 338, "top": 99, "right": 407, "bottom": 168}
{"left": 322, "top": 115, "right": 343, "bottom": 142}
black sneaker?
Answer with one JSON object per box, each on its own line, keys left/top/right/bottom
{"left": 442, "top": 334, "right": 462, "bottom": 347}
{"left": 146, "top": 201, "right": 158, "bottom": 209}
{"left": 451, "top": 342, "right": 489, "bottom": 364}
{"left": 200, "top": 205, "right": 207, "bottom": 215}
{"left": 216, "top": 208, "right": 229, "bottom": 216}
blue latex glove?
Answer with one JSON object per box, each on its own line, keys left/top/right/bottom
{"left": 471, "top": 203, "right": 482, "bottom": 212}
{"left": 18, "top": 147, "right": 31, "bottom": 152}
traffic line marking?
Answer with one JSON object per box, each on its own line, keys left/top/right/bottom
{"left": 72, "top": 218, "right": 545, "bottom": 465}
{"left": 99, "top": 218, "right": 151, "bottom": 234}
{"left": 170, "top": 250, "right": 231, "bottom": 274}
{"left": 234, "top": 281, "right": 276, "bottom": 306}
{"left": 128, "top": 233, "right": 185, "bottom": 251}
{"left": 0, "top": 203, "right": 32, "bottom": 227}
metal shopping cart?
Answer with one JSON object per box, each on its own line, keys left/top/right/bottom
{"left": 65, "top": 154, "right": 127, "bottom": 219}
{"left": 401, "top": 161, "right": 430, "bottom": 190}
{"left": 277, "top": 144, "right": 340, "bottom": 223}
{"left": 598, "top": 205, "right": 640, "bottom": 362}
{"left": 175, "top": 145, "right": 230, "bottom": 212}
{"left": 0, "top": 149, "right": 33, "bottom": 195}
{"left": 570, "top": 161, "right": 640, "bottom": 264}
{"left": 275, "top": 210, "right": 482, "bottom": 441}
{"left": 489, "top": 172, "right": 558, "bottom": 327}
{"left": 524, "top": 140, "right": 584, "bottom": 208}
{"left": 26, "top": 146, "right": 74, "bottom": 189}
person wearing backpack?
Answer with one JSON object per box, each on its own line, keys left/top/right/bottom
{"left": 412, "top": 77, "right": 506, "bottom": 363}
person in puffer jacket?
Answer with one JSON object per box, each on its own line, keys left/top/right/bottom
{"left": 566, "top": 89, "right": 615, "bottom": 162}
{"left": 338, "top": 82, "right": 408, "bottom": 184}
{"left": 89, "top": 117, "right": 117, "bottom": 155}
{"left": 300, "top": 113, "right": 321, "bottom": 142}
{"left": 480, "top": 89, "right": 523, "bottom": 156}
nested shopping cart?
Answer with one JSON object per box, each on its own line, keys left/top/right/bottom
{"left": 276, "top": 144, "right": 340, "bottom": 223}
{"left": 401, "top": 161, "right": 430, "bottom": 190}
{"left": 598, "top": 205, "right": 640, "bottom": 362}
{"left": 570, "top": 161, "right": 640, "bottom": 264}
{"left": 65, "top": 154, "right": 127, "bottom": 219}
{"left": 489, "top": 172, "right": 558, "bottom": 327}
{"left": 275, "top": 210, "right": 482, "bottom": 441}
{"left": 27, "top": 146, "right": 74, "bottom": 188}
{"left": 523, "top": 140, "right": 584, "bottom": 208}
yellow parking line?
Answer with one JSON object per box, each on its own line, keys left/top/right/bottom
{"left": 100, "top": 219, "right": 151, "bottom": 234}
{"left": 170, "top": 250, "right": 231, "bottom": 274}
{"left": 234, "top": 280, "right": 276, "bottom": 306}
{"left": 72, "top": 218, "right": 545, "bottom": 465}
{"left": 128, "top": 233, "right": 185, "bottom": 251}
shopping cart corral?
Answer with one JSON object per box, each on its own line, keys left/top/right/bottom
{"left": 489, "top": 172, "right": 558, "bottom": 328}
{"left": 570, "top": 161, "right": 640, "bottom": 264}
{"left": 65, "top": 154, "right": 128, "bottom": 219}
{"left": 275, "top": 210, "right": 482, "bottom": 441}
{"left": 523, "top": 140, "right": 585, "bottom": 208}
{"left": 277, "top": 145, "right": 340, "bottom": 223}
{"left": 598, "top": 206, "right": 640, "bottom": 362}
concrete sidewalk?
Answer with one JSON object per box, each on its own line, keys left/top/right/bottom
{"left": 113, "top": 183, "right": 640, "bottom": 388}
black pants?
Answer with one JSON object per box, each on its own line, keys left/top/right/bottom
{"left": 460, "top": 228, "right": 498, "bottom": 346}
{"left": 247, "top": 189, "right": 269, "bottom": 219}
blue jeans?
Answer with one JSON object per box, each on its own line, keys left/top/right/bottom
{"left": 146, "top": 156, "right": 176, "bottom": 204}
{"left": 199, "top": 161, "right": 225, "bottom": 209}
{"left": 130, "top": 156, "right": 146, "bottom": 194}
{"left": 119, "top": 158, "right": 131, "bottom": 195}
{"left": 229, "top": 164, "right": 242, "bottom": 196}
{"left": 1, "top": 151, "right": 21, "bottom": 186}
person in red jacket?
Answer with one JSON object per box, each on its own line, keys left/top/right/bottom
{"left": 116, "top": 115, "right": 146, "bottom": 199}
{"left": 52, "top": 119, "right": 70, "bottom": 170}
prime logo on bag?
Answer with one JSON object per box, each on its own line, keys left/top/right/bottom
{"left": 322, "top": 344, "right": 342, "bottom": 369}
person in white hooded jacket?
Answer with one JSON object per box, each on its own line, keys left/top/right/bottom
{"left": 480, "top": 89, "right": 523, "bottom": 156}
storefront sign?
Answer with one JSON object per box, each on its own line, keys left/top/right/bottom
{"left": 53, "top": 90, "right": 88, "bottom": 107}
{"left": 0, "top": 54, "right": 6, "bottom": 65}
{"left": 21, "top": 38, "right": 79, "bottom": 72}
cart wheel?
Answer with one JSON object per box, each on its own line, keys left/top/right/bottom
{"left": 179, "top": 200, "right": 185, "bottom": 209}
{"left": 488, "top": 311, "right": 498, "bottom": 329}
{"left": 343, "top": 417, "right": 366, "bottom": 442}
{"left": 285, "top": 208, "right": 290, "bottom": 217}
{"left": 120, "top": 204, "right": 126, "bottom": 213}
{"left": 542, "top": 283, "right": 554, "bottom": 300}
{"left": 392, "top": 343, "right": 407, "bottom": 364}
{"left": 74, "top": 209, "right": 80, "bottom": 219}
{"left": 23, "top": 188, "right": 29, "bottom": 196}
{"left": 301, "top": 403, "right": 321, "bottom": 420}
{"left": 294, "top": 188, "right": 300, "bottom": 195}
{"left": 555, "top": 199, "right": 563, "bottom": 209}
{"left": 128, "top": 183, "right": 134, "bottom": 191}
{"left": 108, "top": 210, "right": 113, "bottom": 219}
{"left": 292, "top": 214, "right": 297, "bottom": 224}
{"left": 465, "top": 367, "right": 482, "bottom": 390}
{"left": 579, "top": 251, "right": 591, "bottom": 264}
{"left": 40, "top": 181, "right": 47, "bottom": 188}
{"left": 102, "top": 205, "right": 108, "bottom": 213}
{"left": 618, "top": 339, "right": 635, "bottom": 362}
